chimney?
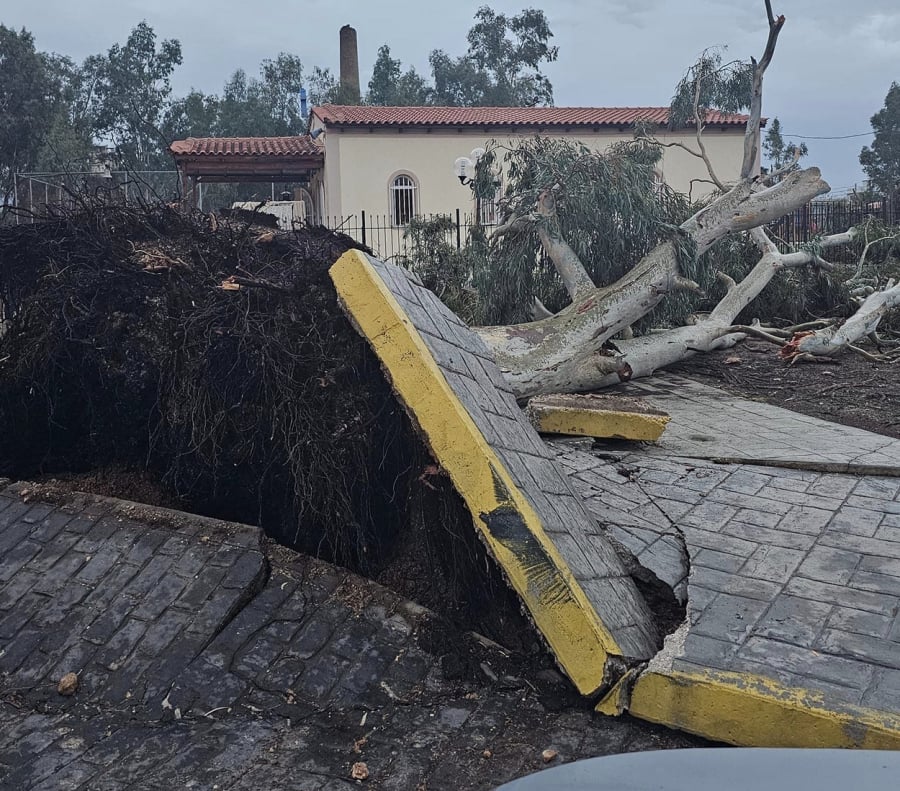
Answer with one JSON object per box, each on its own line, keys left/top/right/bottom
{"left": 339, "top": 25, "right": 360, "bottom": 104}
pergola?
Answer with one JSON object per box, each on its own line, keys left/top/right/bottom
{"left": 169, "top": 136, "right": 324, "bottom": 208}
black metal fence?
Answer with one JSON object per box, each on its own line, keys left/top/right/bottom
{"left": 329, "top": 198, "right": 900, "bottom": 264}
{"left": 10, "top": 171, "right": 181, "bottom": 222}
{"left": 768, "top": 196, "right": 900, "bottom": 251}
{"left": 322, "top": 210, "right": 496, "bottom": 262}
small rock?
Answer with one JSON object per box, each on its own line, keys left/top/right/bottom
{"left": 542, "top": 749, "right": 558, "bottom": 763}
{"left": 351, "top": 762, "right": 369, "bottom": 781}
{"left": 724, "top": 355, "right": 742, "bottom": 365}
{"left": 482, "top": 749, "right": 493, "bottom": 759}
{"left": 57, "top": 672, "right": 78, "bottom": 696}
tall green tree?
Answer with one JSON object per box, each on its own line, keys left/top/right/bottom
{"left": 860, "top": 82, "right": 900, "bottom": 198}
{"left": 307, "top": 66, "right": 339, "bottom": 107}
{"left": 160, "top": 89, "right": 220, "bottom": 142}
{"left": 91, "top": 22, "right": 182, "bottom": 168}
{"left": 217, "top": 54, "right": 332, "bottom": 135}
{"left": 428, "top": 6, "right": 558, "bottom": 106}
{"left": 0, "top": 26, "right": 68, "bottom": 206}
{"left": 367, "top": 45, "right": 429, "bottom": 106}
{"left": 762, "top": 117, "right": 807, "bottom": 179}
{"left": 259, "top": 53, "right": 305, "bottom": 129}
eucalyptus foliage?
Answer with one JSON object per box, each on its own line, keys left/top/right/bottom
{"left": 395, "top": 215, "right": 485, "bottom": 325}
{"left": 470, "top": 137, "right": 695, "bottom": 326}
{"left": 860, "top": 82, "right": 900, "bottom": 199}
{"left": 668, "top": 48, "right": 753, "bottom": 129}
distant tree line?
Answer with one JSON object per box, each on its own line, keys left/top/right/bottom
{"left": 0, "top": 6, "right": 558, "bottom": 203}
{"left": 2, "top": 4, "right": 896, "bottom": 207}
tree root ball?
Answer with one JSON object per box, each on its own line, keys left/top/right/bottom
{"left": 0, "top": 203, "right": 415, "bottom": 572}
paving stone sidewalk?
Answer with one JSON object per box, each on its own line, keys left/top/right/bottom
{"left": 552, "top": 439, "right": 900, "bottom": 715}
{"left": 0, "top": 484, "right": 698, "bottom": 790}
{"left": 615, "top": 373, "right": 900, "bottom": 475}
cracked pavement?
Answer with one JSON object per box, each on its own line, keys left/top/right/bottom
{"left": 0, "top": 484, "right": 700, "bottom": 790}
{"left": 552, "top": 431, "right": 900, "bottom": 716}
{"left": 617, "top": 373, "right": 900, "bottom": 476}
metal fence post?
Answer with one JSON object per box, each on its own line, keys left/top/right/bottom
{"left": 361, "top": 210, "right": 367, "bottom": 247}
{"left": 456, "top": 208, "right": 461, "bottom": 250}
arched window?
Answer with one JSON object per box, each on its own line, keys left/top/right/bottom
{"left": 390, "top": 173, "right": 418, "bottom": 226}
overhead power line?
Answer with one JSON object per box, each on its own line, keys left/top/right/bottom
{"left": 782, "top": 131, "right": 874, "bottom": 140}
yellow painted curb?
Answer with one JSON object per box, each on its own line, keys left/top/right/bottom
{"left": 330, "top": 250, "right": 623, "bottom": 695}
{"left": 529, "top": 406, "right": 669, "bottom": 442}
{"left": 626, "top": 668, "right": 900, "bottom": 748}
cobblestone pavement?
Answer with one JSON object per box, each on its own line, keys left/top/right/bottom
{"left": 616, "top": 374, "right": 900, "bottom": 475}
{"left": 333, "top": 252, "right": 900, "bottom": 745}
{"left": 0, "top": 483, "right": 699, "bottom": 790}
{"left": 552, "top": 439, "right": 900, "bottom": 716}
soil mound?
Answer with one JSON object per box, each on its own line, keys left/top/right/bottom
{"left": 0, "top": 203, "right": 413, "bottom": 570}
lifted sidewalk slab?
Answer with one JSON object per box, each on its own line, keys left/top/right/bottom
{"left": 616, "top": 374, "right": 900, "bottom": 476}
{"left": 331, "top": 250, "right": 900, "bottom": 748}
{"left": 526, "top": 393, "right": 670, "bottom": 442}
{"left": 554, "top": 442, "right": 900, "bottom": 748}
{"left": 330, "top": 250, "right": 659, "bottom": 696}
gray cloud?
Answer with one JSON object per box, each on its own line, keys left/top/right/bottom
{"left": 3, "top": 0, "right": 897, "bottom": 190}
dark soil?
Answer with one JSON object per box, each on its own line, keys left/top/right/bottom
{"left": 0, "top": 202, "right": 540, "bottom": 657}
{"left": 670, "top": 340, "right": 900, "bottom": 439}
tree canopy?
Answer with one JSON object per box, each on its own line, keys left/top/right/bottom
{"left": 668, "top": 48, "right": 754, "bottom": 129}
{"left": 0, "top": 26, "right": 74, "bottom": 203}
{"left": 367, "top": 45, "right": 430, "bottom": 106}
{"left": 368, "top": 6, "right": 558, "bottom": 107}
{"left": 89, "top": 22, "right": 182, "bottom": 168}
{"left": 762, "top": 117, "right": 807, "bottom": 178}
{"left": 0, "top": 20, "right": 345, "bottom": 182}
{"left": 860, "top": 82, "right": 900, "bottom": 198}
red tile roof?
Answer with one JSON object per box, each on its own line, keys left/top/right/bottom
{"left": 311, "top": 105, "right": 751, "bottom": 128}
{"left": 169, "top": 136, "right": 323, "bottom": 157}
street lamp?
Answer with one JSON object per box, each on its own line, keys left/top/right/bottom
{"left": 453, "top": 147, "right": 486, "bottom": 185}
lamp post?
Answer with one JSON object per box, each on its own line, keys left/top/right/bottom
{"left": 452, "top": 147, "right": 486, "bottom": 186}
{"left": 453, "top": 148, "right": 486, "bottom": 225}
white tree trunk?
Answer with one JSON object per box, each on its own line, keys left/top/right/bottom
{"left": 474, "top": 169, "right": 829, "bottom": 399}
{"left": 784, "top": 280, "right": 900, "bottom": 359}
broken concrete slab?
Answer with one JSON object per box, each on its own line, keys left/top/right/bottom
{"left": 330, "top": 250, "right": 661, "bottom": 695}
{"left": 553, "top": 441, "right": 900, "bottom": 747}
{"left": 331, "top": 248, "right": 900, "bottom": 748}
{"left": 526, "top": 393, "right": 670, "bottom": 441}
{"left": 614, "top": 374, "right": 900, "bottom": 476}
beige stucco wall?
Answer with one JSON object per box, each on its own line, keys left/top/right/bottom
{"left": 313, "top": 125, "right": 748, "bottom": 223}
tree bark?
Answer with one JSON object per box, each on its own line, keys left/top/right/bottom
{"left": 474, "top": 168, "right": 829, "bottom": 399}
{"left": 552, "top": 228, "right": 861, "bottom": 392}
{"left": 783, "top": 280, "right": 900, "bottom": 360}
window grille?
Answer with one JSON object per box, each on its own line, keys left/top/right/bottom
{"left": 477, "top": 177, "right": 502, "bottom": 225}
{"left": 390, "top": 174, "right": 418, "bottom": 226}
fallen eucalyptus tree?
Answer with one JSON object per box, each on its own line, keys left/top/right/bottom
{"left": 467, "top": 1, "right": 898, "bottom": 399}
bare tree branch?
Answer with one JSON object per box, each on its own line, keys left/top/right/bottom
{"left": 690, "top": 67, "right": 727, "bottom": 191}
{"left": 740, "top": 3, "right": 786, "bottom": 179}
{"left": 760, "top": 145, "right": 803, "bottom": 184}
{"left": 534, "top": 188, "right": 596, "bottom": 300}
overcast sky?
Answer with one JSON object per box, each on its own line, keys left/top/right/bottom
{"left": 4, "top": 0, "right": 898, "bottom": 192}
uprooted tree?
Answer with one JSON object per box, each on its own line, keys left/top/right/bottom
{"left": 442, "top": 1, "right": 900, "bottom": 400}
